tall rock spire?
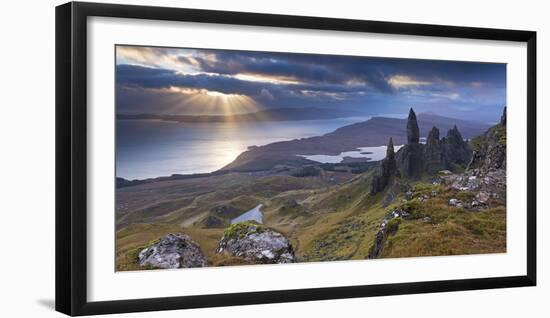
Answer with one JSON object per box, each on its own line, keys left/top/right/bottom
{"left": 370, "top": 137, "right": 398, "bottom": 195}
{"left": 426, "top": 126, "right": 440, "bottom": 146}
{"left": 386, "top": 137, "right": 395, "bottom": 160}
{"left": 424, "top": 126, "right": 446, "bottom": 173}
{"left": 443, "top": 125, "right": 471, "bottom": 165}
{"left": 406, "top": 108, "right": 420, "bottom": 144}
{"left": 397, "top": 108, "right": 423, "bottom": 179}
{"left": 384, "top": 137, "right": 397, "bottom": 173}
{"left": 500, "top": 106, "right": 506, "bottom": 125}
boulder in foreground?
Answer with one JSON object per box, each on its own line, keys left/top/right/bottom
{"left": 138, "top": 234, "right": 207, "bottom": 269}
{"left": 217, "top": 221, "right": 296, "bottom": 264}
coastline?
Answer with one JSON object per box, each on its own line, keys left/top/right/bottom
{"left": 116, "top": 113, "right": 491, "bottom": 182}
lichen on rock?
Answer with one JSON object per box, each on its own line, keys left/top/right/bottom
{"left": 217, "top": 221, "right": 296, "bottom": 264}
{"left": 138, "top": 233, "right": 207, "bottom": 269}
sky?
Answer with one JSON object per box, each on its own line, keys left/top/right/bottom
{"left": 116, "top": 45, "right": 506, "bottom": 122}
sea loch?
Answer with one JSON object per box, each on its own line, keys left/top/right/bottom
{"left": 116, "top": 117, "right": 371, "bottom": 180}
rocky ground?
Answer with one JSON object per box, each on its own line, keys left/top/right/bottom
{"left": 441, "top": 168, "right": 506, "bottom": 209}
{"left": 365, "top": 107, "right": 507, "bottom": 259}
{"left": 133, "top": 222, "right": 295, "bottom": 269}
{"left": 367, "top": 166, "right": 506, "bottom": 259}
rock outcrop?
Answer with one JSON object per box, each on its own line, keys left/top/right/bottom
{"left": 397, "top": 109, "right": 424, "bottom": 179}
{"left": 440, "top": 168, "right": 506, "bottom": 205}
{"left": 138, "top": 234, "right": 207, "bottom": 269}
{"left": 217, "top": 221, "right": 295, "bottom": 264}
{"left": 406, "top": 107, "right": 420, "bottom": 143}
{"left": 396, "top": 108, "right": 472, "bottom": 178}
{"left": 467, "top": 107, "right": 506, "bottom": 171}
{"left": 437, "top": 112, "right": 507, "bottom": 208}
{"left": 367, "top": 107, "right": 491, "bottom": 195}
{"left": 424, "top": 126, "right": 446, "bottom": 174}
{"left": 435, "top": 109, "right": 507, "bottom": 209}
{"left": 443, "top": 125, "right": 472, "bottom": 166}
{"left": 423, "top": 124, "right": 472, "bottom": 173}
{"left": 367, "top": 209, "right": 408, "bottom": 259}
{"left": 370, "top": 138, "right": 399, "bottom": 194}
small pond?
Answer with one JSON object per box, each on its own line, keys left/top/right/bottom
{"left": 231, "top": 204, "right": 264, "bottom": 224}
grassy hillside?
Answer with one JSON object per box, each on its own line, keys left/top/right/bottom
{"left": 115, "top": 110, "right": 507, "bottom": 270}
{"left": 378, "top": 183, "right": 506, "bottom": 258}
{"left": 116, "top": 166, "right": 506, "bottom": 271}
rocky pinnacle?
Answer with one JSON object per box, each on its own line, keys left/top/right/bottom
{"left": 406, "top": 108, "right": 420, "bottom": 144}
{"left": 370, "top": 137, "right": 398, "bottom": 194}
{"left": 424, "top": 126, "right": 446, "bottom": 174}
{"left": 427, "top": 126, "right": 440, "bottom": 146}
{"left": 386, "top": 137, "right": 395, "bottom": 160}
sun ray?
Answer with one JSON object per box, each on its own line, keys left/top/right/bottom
{"left": 164, "top": 86, "right": 263, "bottom": 117}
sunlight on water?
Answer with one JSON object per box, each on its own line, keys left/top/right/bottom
{"left": 116, "top": 117, "right": 371, "bottom": 179}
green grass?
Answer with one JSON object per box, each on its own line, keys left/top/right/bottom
{"left": 456, "top": 191, "right": 476, "bottom": 202}
{"left": 116, "top": 223, "right": 224, "bottom": 271}
{"left": 386, "top": 217, "right": 402, "bottom": 234}
{"left": 116, "top": 166, "right": 506, "bottom": 269}
{"left": 378, "top": 187, "right": 506, "bottom": 258}
{"left": 222, "top": 221, "right": 264, "bottom": 239}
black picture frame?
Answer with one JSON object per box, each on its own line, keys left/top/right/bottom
{"left": 55, "top": 1, "right": 537, "bottom": 316}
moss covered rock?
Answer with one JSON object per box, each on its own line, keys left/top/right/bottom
{"left": 138, "top": 234, "right": 207, "bottom": 269}
{"left": 217, "top": 222, "right": 295, "bottom": 264}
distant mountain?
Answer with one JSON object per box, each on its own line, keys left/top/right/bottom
{"left": 117, "top": 107, "right": 364, "bottom": 123}
{"left": 222, "top": 112, "right": 491, "bottom": 172}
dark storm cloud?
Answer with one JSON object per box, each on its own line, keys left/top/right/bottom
{"left": 176, "top": 50, "right": 505, "bottom": 90}
{"left": 116, "top": 46, "right": 506, "bottom": 122}
{"left": 117, "top": 64, "right": 265, "bottom": 96}
{"left": 116, "top": 64, "right": 370, "bottom": 99}
{"left": 187, "top": 52, "right": 350, "bottom": 83}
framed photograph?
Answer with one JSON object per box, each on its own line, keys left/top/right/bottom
{"left": 55, "top": 1, "right": 536, "bottom": 316}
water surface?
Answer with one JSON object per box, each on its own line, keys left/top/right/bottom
{"left": 231, "top": 204, "right": 264, "bottom": 224}
{"left": 300, "top": 145, "right": 405, "bottom": 164}
{"left": 116, "top": 117, "right": 371, "bottom": 180}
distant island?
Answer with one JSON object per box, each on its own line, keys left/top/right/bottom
{"left": 117, "top": 107, "right": 364, "bottom": 123}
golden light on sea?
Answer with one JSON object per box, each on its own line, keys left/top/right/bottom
{"left": 208, "top": 138, "right": 248, "bottom": 170}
